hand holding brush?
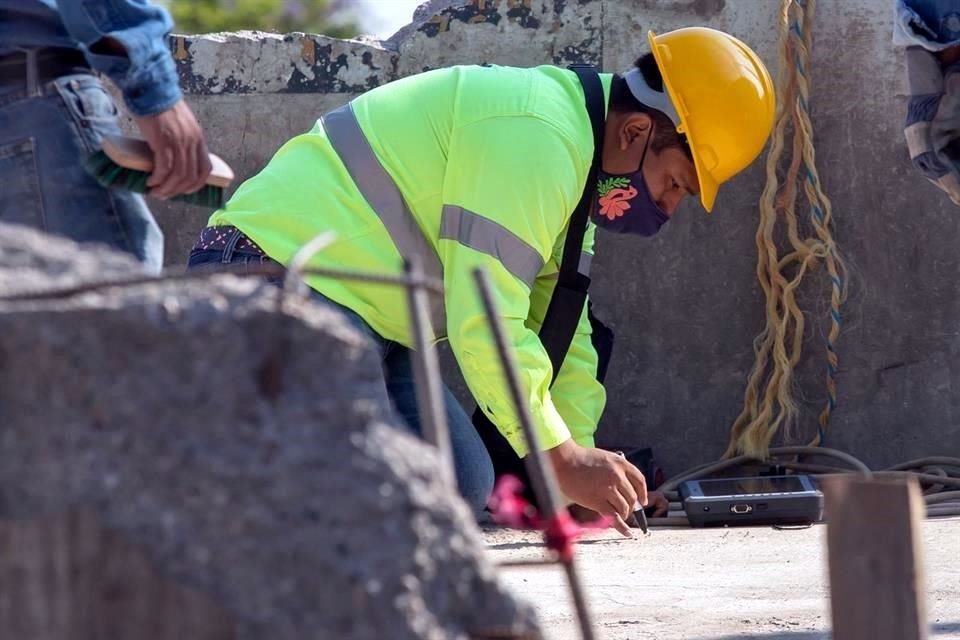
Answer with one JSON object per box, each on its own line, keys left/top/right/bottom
{"left": 85, "top": 100, "right": 234, "bottom": 208}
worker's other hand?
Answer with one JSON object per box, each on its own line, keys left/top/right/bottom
{"left": 134, "top": 99, "right": 212, "bottom": 199}
{"left": 647, "top": 490, "right": 669, "bottom": 517}
{"left": 569, "top": 490, "right": 670, "bottom": 525}
{"left": 549, "top": 439, "right": 648, "bottom": 538}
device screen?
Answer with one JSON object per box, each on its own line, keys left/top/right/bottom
{"left": 699, "top": 476, "right": 806, "bottom": 496}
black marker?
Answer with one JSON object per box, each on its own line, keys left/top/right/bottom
{"left": 616, "top": 450, "right": 650, "bottom": 535}
{"left": 635, "top": 506, "right": 649, "bottom": 535}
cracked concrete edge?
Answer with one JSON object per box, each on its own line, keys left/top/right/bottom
{"left": 170, "top": 31, "right": 401, "bottom": 95}
{"left": 170, "top": 0, "right": 602, "bottom": 95}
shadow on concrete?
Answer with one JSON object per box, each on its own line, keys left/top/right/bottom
{"left": 485, "top": 536, "right": 627, "bottom": 551}
{"left": 576, "top": 537, "right": 629, "bottom": 547}
{"left": 706, "top": 632, "right": 827, "bottom": 639}
{"left": 705, "top": 622, "right": 960, "bottom": 639}
{"left": 485, "top": 540, "right": 543, "bottom": 551}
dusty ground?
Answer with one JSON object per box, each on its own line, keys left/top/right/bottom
{"left": 484, "top": 517, "right": 960, "bottom": 640}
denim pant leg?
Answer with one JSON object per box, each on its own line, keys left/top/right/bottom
{"left": 0, "top": 74, "right": 163, "bottom": 273}
{"left": 305, "top": 294, "right": 495, "bottom": 515}
{"left": 187, "top": 240, "right": 495, "bottom": 516}
{"left": 381, "top": 344, "right": 495, "bottom": 516}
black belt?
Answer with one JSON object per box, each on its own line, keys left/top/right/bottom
{"left": 0, "top": 48, "right": 91, "bottom": 86}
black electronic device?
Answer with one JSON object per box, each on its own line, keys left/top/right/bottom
{"left": 679, "top": 475, "right": 823, "bottom": 528}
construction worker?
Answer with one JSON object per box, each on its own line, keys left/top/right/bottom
{"left": 187, "top": 27, "right": 775, "bottom": 535}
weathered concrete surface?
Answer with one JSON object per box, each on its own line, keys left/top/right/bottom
{"left": 485, "top": 518, "right": 960, "bottom": 639}
{"left": 0, "top": 223, "right": 540, "bottom": 640}
{"left": 170, "top": 31, "right": 399, "bottom": 95}
{"left": 0, "top": 218, "right": 145, "bottom": 292}
{"left": 145, "top": 0, "right": 959, "bottom": 477}
{"left": 392, "top": 0, "right": 603, "bottom": 74}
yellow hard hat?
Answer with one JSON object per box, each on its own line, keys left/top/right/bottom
{"left": 648, "top": 27, "right": 775, "bottom": 212}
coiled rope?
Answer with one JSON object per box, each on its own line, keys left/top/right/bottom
{"left": 727, "top": 0, "right": 848, "bottom": 459}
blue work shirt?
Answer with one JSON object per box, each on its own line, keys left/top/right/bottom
{"left": 0, "top": 0, "right": 182, "bottom": 116}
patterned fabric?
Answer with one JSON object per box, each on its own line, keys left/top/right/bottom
{"left": 902, "top": 47, "right": 960, "bottom": 206}
{"left": 896, "top": 2, "right": 960, "bottom": 205}
{"left": 894, "top": 0, "right": 960, "bottom": 50}
{"left": 193, "top": 226, "right": 267, "bottom": 254}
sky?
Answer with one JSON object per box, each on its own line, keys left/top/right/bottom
{"left": 357, "top": 0, "right": 426, "bottom": 38}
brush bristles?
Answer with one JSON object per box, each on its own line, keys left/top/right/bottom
{"left": 84, "top": 150, "right": 225, "bottom": 209}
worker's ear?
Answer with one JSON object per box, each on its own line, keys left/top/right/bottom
{"left": 618, "top": 112, "right": 653, "bottom": 152}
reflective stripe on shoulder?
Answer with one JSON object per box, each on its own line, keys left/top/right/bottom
{"left": 321, "top": 104, "right": 442, "bottom": 278}
{"left": 321, "top": 102, "right": 447, "bottom": 334}
{"left": 440, "top": 205, "right": 545, "bottom": 286}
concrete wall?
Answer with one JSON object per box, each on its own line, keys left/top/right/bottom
{"left": 152, "top": 0, "right": 960, "bottom": 475}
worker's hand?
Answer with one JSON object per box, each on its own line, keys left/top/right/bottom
{"left": 549, "top": 439, "right": 648, "bottom": 538}
{"left": 647, "top": 490, "right": 669, "bottom": 517}
{"left": 133, "top": 99, "right": 212, "bottom": 199}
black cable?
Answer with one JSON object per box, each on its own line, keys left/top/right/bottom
{"left": 652, "top": 447, "right": 960, "bottom": 527}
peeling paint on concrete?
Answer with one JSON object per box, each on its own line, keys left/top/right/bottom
{"left": 173, "top": 36, "right": 189, "bottom": 61}
{"left": 416, "top": 0, "right": 545, "bottom": 36}
{"left": 172, "top": 31, "right": 398, "bottom": 95}
{"left": 394, "top": 0, "right": 601, "bottom": 77}
{"left": 552, "top": 44, "right": 597, "bottom": 66}
{"left": 417, "top": 1, "right": 503, "bottom": 37}
{"left": 505, "top": 0, "right": 542, "bottom": 29}
{"left": 172, "top": 1, "right": 600, "bottom": 94}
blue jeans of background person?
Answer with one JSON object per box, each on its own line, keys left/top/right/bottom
{"left": 0, "top": 72, "right": 163, "bottom": 273}
{"left": 187, "top": 242, "right": 496, "bottom": 517}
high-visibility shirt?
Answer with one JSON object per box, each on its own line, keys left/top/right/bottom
{"left": 209, "top": 64, "right": 612, "bottom": 456}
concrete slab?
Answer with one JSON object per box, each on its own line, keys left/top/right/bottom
{"left": 485, "top": 518, "right": 960, "bottom": 639}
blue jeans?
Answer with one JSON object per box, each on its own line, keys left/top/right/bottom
{"left": 0, "top": 72, "right": 163, "bottom": 273}
{"left": 187, "top": 240, "right": 495, "bottom": 517}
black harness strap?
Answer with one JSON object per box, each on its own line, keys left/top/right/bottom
{"left": 538, "top": 64, "right": 606, "bottom": 380}
{"left": 471, "top": 65, "right": 608, "bottom": 487}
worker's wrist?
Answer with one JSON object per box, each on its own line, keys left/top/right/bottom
{"left": 118, "top": 53, "right": 183, "bottom": 117}
{"left": 547, "top": 438, "right": 579, "bottom": 469}
{"left": 507, "top": 401, "right": 571, "bottom": 457}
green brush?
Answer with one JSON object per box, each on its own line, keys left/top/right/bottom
{"left": 85, "top": 135, "right": 234, "bottom": 208}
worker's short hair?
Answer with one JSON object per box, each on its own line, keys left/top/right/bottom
{"left": 610, "top": 53, "right": 692, "bottom": 159}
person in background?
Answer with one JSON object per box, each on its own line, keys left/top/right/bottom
{"left": 0, "top": 0, "right": 212, "bottom": 272}
{"left": 894, "top": 0, "right": 960, "bottom": 206}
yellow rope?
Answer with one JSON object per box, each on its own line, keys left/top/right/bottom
{"left": 725, "top": 0, "right": 848, "bottom": 459}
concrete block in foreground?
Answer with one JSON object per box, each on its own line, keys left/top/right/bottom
{"left": 0, "top": 222, "right": 541, "bottom": 640}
